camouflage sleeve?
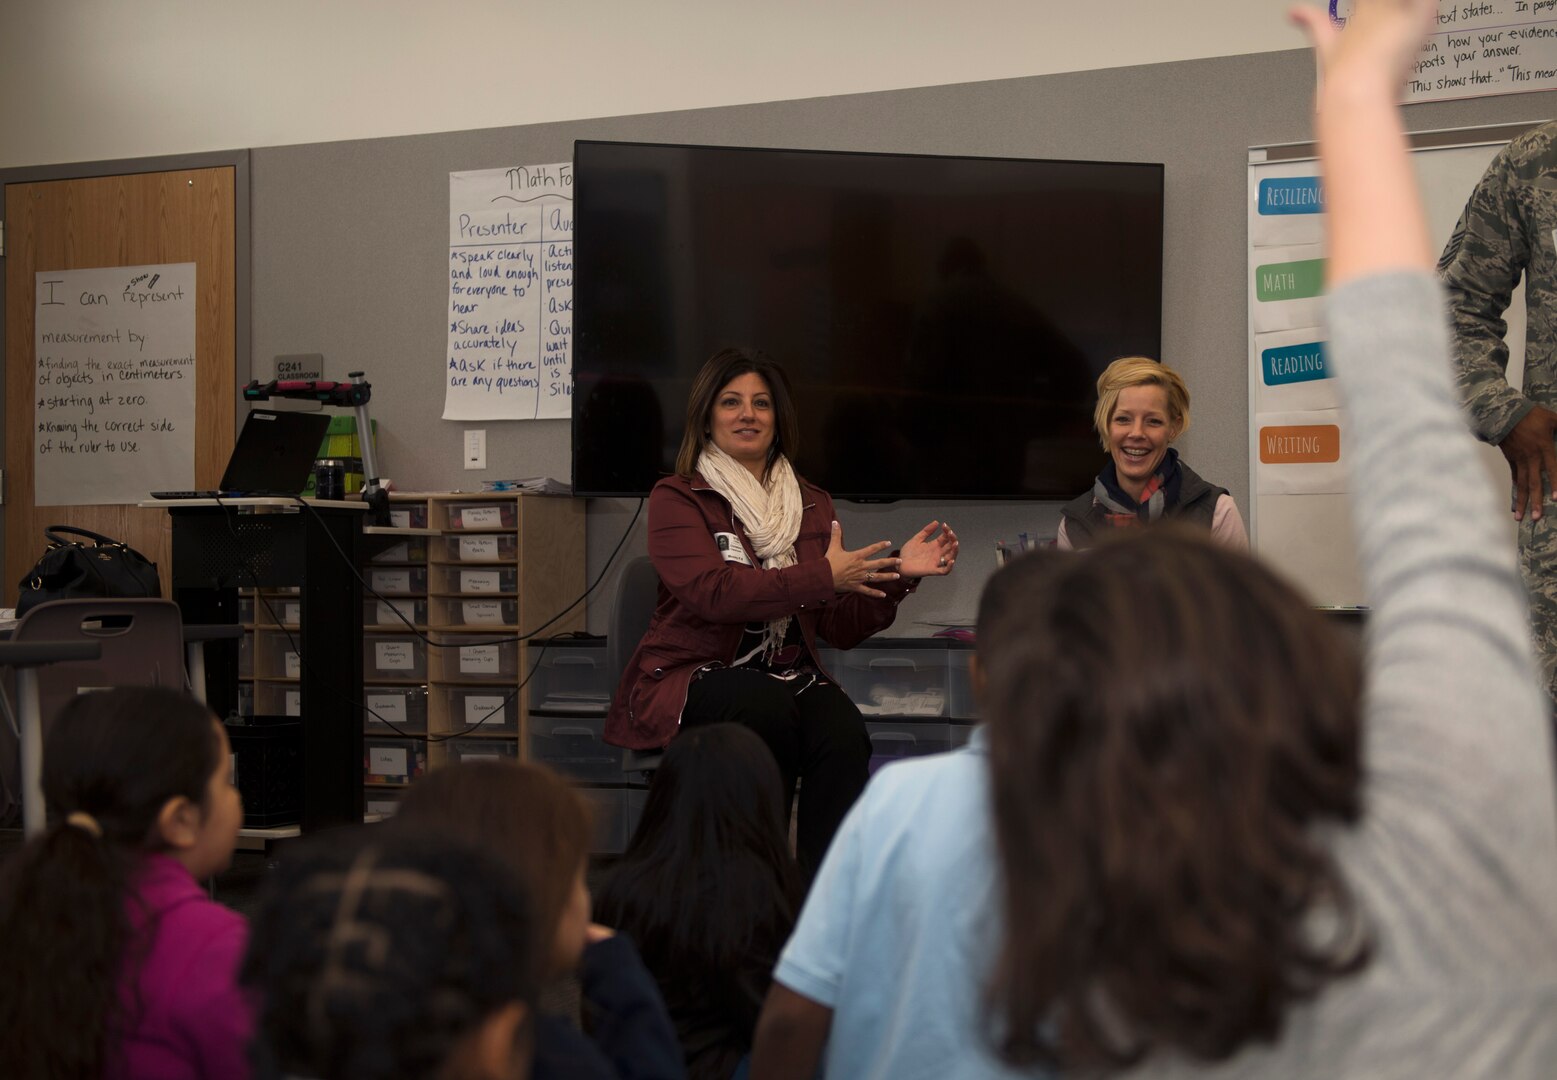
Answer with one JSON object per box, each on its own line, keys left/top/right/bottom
{"left": 1438, "top": 146, "right": 1537, "bottom": 444}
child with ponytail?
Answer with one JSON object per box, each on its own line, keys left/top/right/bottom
{"left": 0, "top": 686, "right": 249, "bottom": 1079}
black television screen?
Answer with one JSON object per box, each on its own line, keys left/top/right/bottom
{"left": 572, "top": 140, "right": 1163, "bottom": 500}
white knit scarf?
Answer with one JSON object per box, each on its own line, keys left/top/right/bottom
{"left": 697, "top": 443, "right": 803, "bottom": 662}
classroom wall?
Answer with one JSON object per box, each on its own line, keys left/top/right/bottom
{"left": 2, "top": 1, "right": 1311, "bottom": 170}
{"left": 242, "top": 50, "right": 1557, "bottom": 632}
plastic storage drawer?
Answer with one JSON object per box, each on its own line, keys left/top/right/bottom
{"left": 442, "top": 533, "right": 518, "bottom": 563}
{"left": 447, "top": 502, "right": 517, "bottom": 529}
{"left": 254, "top": 597, "right": 302, "bottom": 626}
{"left": 582, "top": 787, "right": 640, "bottom": 855}
{"left": 443, "top": 737, "right": 519, "bottom": 766}
{"left": 433, "top": 597, "right": 519, "bottom": 627}
{"left": 454, "top": 567, "right": 518, "bottom": 594}
{"left": 365, "top": 685, "right": 429, "bottom": 734}
{"left": 443, "top": 688, "right": 519, "bottom": 734}
{"left": 256, "top": 635, "right": 302, "bottom": 680}
{"left": 529, "top": 643, "right": 610, "bottom": 714}
{"left": 365, "top": 792, "right": 402, "bottom": 819}
{"left": 364, "top": 737, "right": 427, "bottom": 785}
{"left": 368, "top": 567, "right": 428, "bottom": 595}
{"left": 440, "top": 638, "right": 518, "bottom": 681}
{"left": 369, "top": 536, "right": 429, "bottom": 564}
{"left": 387, "top": 504, "right": 429, "bottom": 530}
{"left": 365, "top": 598, "right": 428, "bottom": 627}
{"left": 529, "top": 714, "right": 619, "bottom": 781}
{"left": 365, "top": 635, "right": 428, "bottom": 680}
{"left": 864, "top": 720, "right": 955, "bottom": 774}
{"left": 947, "top": 648, "right": 979, "bottom": 719}
{"left": 835, "top": 648, "right": 949, "bottom": 717}
{"left": 254, "top": 683, "right": 303, "bottom": 718}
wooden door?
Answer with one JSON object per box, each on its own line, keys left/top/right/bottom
{"left": 4, "top": 168, "right": 237, "bottom": 604}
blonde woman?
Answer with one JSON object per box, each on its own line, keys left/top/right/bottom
{"left": 1056, "top": 356, "right": 1247, "bottom": 550}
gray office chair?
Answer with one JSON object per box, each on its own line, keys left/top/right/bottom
{"left": 609, "top": 556, "right": 665, "bottom": 780}
{"left": 11, "top": 599, "right": 189, "bottom": 836}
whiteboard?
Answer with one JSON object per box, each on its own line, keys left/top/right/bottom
{"left": 1247, "top": 135, "right": 1526, "bottom": 607}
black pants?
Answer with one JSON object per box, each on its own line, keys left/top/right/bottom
{"left": 683, "top": 666, "right": 870, "bottom": 876}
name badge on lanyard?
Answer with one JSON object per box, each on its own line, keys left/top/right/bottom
{"left": 714, "top": 532, "right": 753, "bottom": 567}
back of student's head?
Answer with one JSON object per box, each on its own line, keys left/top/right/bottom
{"left": 395, "top": 760, "right": 590, "bottom": 972}
{"left": 595, "top": 723, "right": 800, "bottom": 1001}
{"left": 0, "top": 686, "right": 222, "bottom": 1079}
{"left": 975, "top": 527, "right": 1367, "bottom": 1072}
{"left": 243, "top": 827, "right": 543, "bottom": 1080}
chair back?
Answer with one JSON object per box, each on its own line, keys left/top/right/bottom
{"left": 9, "top": 599, "right": 189, "bottom": 834}
{"left": 606, "top": 556, "right": 661, "bottom": 691}
{"left": 607, "top": 556, "right": 666, "bottom": 772}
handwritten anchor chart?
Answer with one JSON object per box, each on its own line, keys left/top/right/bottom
{"left": 1331, "top": 1, "right": 1557, "bottom": 103}
{"left": 33, "top": 264, "right": 196, "bottom": 506}
{"left": 444, "top": 163, "right": 574, "bottom": 420}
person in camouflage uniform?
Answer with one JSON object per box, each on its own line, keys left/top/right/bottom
{"left": 1440, "top": 119, "right": 1557, "bottom": 703}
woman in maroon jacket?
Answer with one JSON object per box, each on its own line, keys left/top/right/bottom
{"left": 606, "top": 347, "right": 958, "bottom": 874}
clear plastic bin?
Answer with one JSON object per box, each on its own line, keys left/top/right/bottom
{"left": 387, "top": 504, "right": 429, "bottom": 530}
{"left": 528, "top": 714, "right": 619, "bottom": 781}
{"left": 365, "top": 634, "right": 428, "bottom": 680}
{"left": 237, "top": 682, "right": 254, "bottom": 717}
{"left": 365, "top": 598, "right": 428, "bottom": 627}
{"left": 452, "top": 567, "right": 518, "bottom": 595}
{"left": 238, "top": 634, "right": 253, "bottom": 677}
{"left": 252, "top": 684, "right": 303, "bottom": 718}
{"left": 582, "top": 787, "right": 634, "bottom": 854}
{"left": 447, "top": 502, "right": 517, "bottom": 529}
{"left": 253, "top": 597, "right": 301, "bottom": 626}
{"left": 256, "top": 634, "right": 302, "bottom": 679}
{"left": 365, "top": 685, "right": 429, "bottom": 734}
{"left": 238, "top": 596, "right": 254, "bottom": 624}
{"left": 369, "top": 537, "right": 429, "bottom": 564}
{"left": 368, "top": 567, "right": 428, "bottom": 595}
{"left": 441, "top": 534, "right": 518, "bottom": 563}
{"left": 432, "top": 597, "right": 519, "bottom": 627}
{"left": 529, "top": 643, "right": 611, "bottom": 714}
{"left": 366, "top": 793, "right": 402, "bottom": 819}
{"left": 438, "top": 637, "right": 518, "bottom": 681}
{"left": 441, "top": 688, "right": 519, "bottom": 734}
{"left": 443, "top": 737, "right": 519, "bottom": 766}
{"left": 835, "top": 648, "right": 950, "bottom": 717}
{"left": 364, "top": 737, "right": 427, "bottom": 785}
{"left": 865, "top": 720, "right": 955, "bottom": 774}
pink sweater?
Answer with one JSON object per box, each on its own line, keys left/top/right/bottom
{"left": 110, "top": 854, "right": 253, "bottom": 1080}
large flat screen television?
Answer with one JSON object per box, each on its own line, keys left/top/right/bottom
{"left": 572, "top": 140, "right": 1163, "bottom": 500}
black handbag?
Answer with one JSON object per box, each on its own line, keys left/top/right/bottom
{"left": 16, "top": 525, "right": 162, "bottom": 615}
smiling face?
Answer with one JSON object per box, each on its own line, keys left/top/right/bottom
{"left": 708, "top": 372, "right": 775, "bottom": 480}
{"left": 1108, "top": 384, "right": 1175, "bottom": 499}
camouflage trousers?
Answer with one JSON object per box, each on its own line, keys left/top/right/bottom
{"left": 1520, "top": 515, "right": 1557, "bottom": 705}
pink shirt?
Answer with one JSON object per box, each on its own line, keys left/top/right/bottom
{"left": 1055, "top": 493, "right": 1249, "bottom": 552}
{"left": 111, "top": 854, "right": 253, "bottom": 1080}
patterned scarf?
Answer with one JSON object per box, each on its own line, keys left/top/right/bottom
{"left": 696, "top": 444, "right": 803, "bottom": 660}
{"left": 1093, "top": 447, "right": 1184, "bottom": 528}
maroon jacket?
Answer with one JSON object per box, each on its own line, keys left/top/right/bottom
{"left": 605, "top": 472, "right": 916, "bottom": 750}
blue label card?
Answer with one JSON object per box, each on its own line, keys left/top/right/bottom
{"left": 1263, "top": 340, "right": 1329, "bottom": 385}
{"left": 1258, "top": 177, "right": 1325, "bottom": 216}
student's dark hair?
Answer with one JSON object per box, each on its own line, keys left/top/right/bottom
{"left": 395, "top": 760, "right": 591, "bottom": 955}
{"left": 977, "top": 527, "right": 1368, "bottom": 1072}
{"left": 0, "top": 687, "right": 222, "bottom": 1079}
{"left": 595, "top": 723, "right": 801, "bottom": 1072}
{"left": 674, "top": 346, "right": 801, "bottom": 479}
{"left": 243, "top": 827, "right": 544, "bottom": 1080}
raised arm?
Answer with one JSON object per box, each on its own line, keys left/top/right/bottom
{"left": 1296, "top": 0, "right": 1557, "bottom": 969}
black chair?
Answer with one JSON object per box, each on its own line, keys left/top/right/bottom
{"left": 610, "top": 556, "right": 665, "bottom": 781}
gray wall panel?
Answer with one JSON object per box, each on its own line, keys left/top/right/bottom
{"left": 249, "top": 50, "right": 1557, "bottom": 631}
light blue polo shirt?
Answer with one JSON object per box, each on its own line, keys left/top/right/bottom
{"left": 775, "top": 728, "right": 1051, "bottom": 1079}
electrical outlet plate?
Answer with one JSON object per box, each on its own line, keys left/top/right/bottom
{"left": 464, "top": 429, "right": 486, "bottom": 470}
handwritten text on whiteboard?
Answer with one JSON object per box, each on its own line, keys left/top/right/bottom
{"left": 444, "top": 163, "right": 573, "bottom": 421}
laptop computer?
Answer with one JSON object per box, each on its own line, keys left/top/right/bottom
{"left": 151, "top": 408, "right": 332, "bottom": 499}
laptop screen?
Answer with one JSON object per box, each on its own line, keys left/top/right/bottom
{"left": 220, "top": 409, "right": 332, "bottom": 495}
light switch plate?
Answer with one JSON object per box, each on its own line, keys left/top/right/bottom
{"left": 464, "top": 429, "right": 486, "bottom": 470}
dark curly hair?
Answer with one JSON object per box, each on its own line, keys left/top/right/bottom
{"left": 978, "top": 527, "right": 1368, "bottom": 1071}
{"left": 242, "top": 827, "right": 545, "bottom": 1080}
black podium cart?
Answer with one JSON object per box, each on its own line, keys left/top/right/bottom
{"left": 145, "top": 497, "right": 368, "bottom": 831}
